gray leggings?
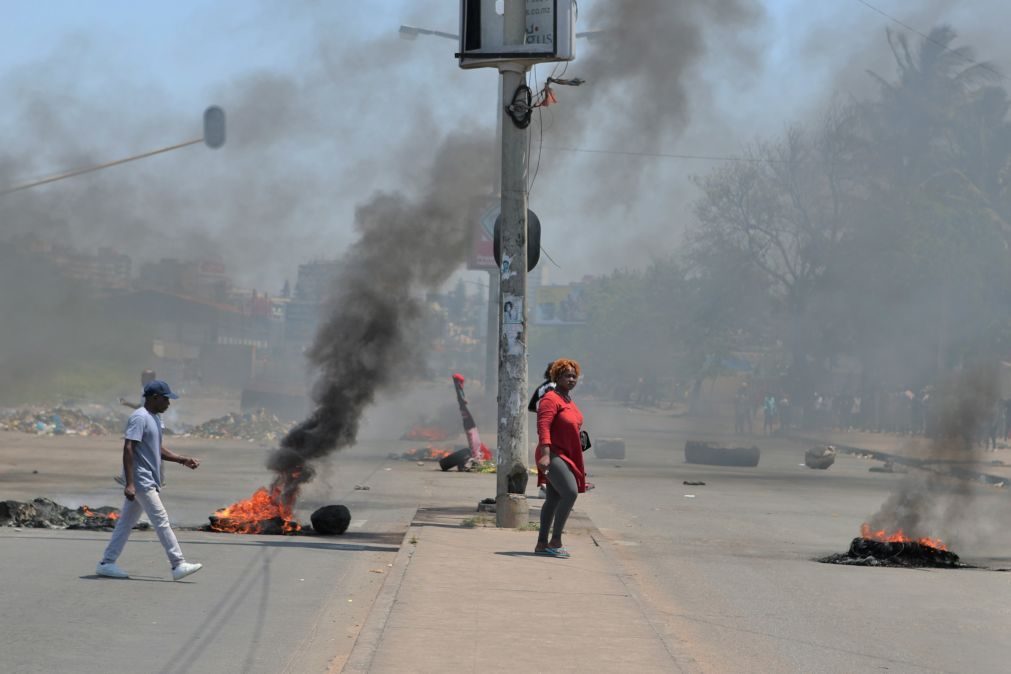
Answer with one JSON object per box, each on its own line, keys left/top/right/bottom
{"left": 539, "top": 455, "right": 578, "bottom": 544}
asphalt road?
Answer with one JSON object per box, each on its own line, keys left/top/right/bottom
{"left": 578, "top": 401, "right": 1011, "bottom": 674}
{"left": 0, "top": 432, "right": 483, "bottom": 674}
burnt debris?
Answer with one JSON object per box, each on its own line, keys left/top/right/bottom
{"left": 0, "top": 497, "right": 139, "bottom": 530}
{"left": 819, "top": 537, "right": 965, "bottom": 568}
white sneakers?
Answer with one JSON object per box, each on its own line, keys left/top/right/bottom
{"left": 96, "top": 562, "right": 129, "bottom": 579}
{"left": 171, "top": 562, "right": 203, "bottom": 581}
{"left": 96, "top": 560, "right": 204, "bottom": 581}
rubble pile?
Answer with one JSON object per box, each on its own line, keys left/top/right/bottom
{"left": 0, "top": 497, "right": 137, "bottom": 530}
{"left": 186, "top": 409, "right": 291, "bottom": 443}
{"left": 0, "top": 407, "right": 125, "bottom": 436}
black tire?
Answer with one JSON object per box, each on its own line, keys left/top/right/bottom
{"left": 684, "top": 441, "right": 760, "bottom": 467}
{"left": 310, "top": 505, "right": 351, "bottom": 535}
{"left": 439, "top": 448, "right": 472, "bottom": 472}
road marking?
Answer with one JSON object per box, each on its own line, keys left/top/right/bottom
{"left": 350, "top": 519, "right": 367, "bottom": 528}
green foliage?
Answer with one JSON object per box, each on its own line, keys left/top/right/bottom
{"left": 685, "top": 24, "right": 1011, "bottom": 392}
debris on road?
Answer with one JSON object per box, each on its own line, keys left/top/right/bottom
{"left": 805, "top": 445, "right": 836, "bottom": 470}
{"left": 0, "top": 497, "right": 142, "bottom": 530}
{"left": 683, "top": 481, "right": 706, "bottom": 486}
{"left": 819, "top": 537, "right": 964, "bottom": 568}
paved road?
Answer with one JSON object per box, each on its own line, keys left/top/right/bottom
{"left": 579, "top": 401, "right": 1011, "bottom": 673}
{"left": 0, "top": 432, "right": 486, "bottom": 674}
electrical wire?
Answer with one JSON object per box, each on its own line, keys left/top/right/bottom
{"left": 852, "top": 0, "right": 1003, "bottom": 79}
{"left": 543, "top": 146, "right": 791, "bottom": 163}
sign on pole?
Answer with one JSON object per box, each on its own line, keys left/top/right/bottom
{"left": 468, "top": 204, "right": 500, "bottom": 271}
{"left": 457, "top": 0, "right": 576, "bottom": 69}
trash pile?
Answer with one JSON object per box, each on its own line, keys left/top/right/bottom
{"left": 185, "top": 409, "right": 292, "bottom": 443}
{"left": 0, "top": 497, "right": 140, "bottom": 530}
{"left": 0, "top": 407, "right": 125, "bottom": 436}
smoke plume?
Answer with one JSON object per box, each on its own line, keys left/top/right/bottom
{"left": 865, "top": 368, "right": 1000, "bottom": 547}
{"left": 264, "top": 131, "right": 493, "bottom": 503}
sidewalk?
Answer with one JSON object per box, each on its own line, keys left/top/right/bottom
{"left": 342, "top": 502, "right": 692, "bottom": 673}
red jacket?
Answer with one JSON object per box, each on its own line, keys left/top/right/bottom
{"left": 536, "top": 390, "right": 586, "bottom": 493}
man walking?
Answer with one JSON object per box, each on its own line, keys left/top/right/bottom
{"left": 96, "top": 380, "right": 203, "bottom": 581}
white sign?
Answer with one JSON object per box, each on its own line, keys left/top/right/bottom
{"left": 458, "top": 0, "right": 576, "bottom": 69}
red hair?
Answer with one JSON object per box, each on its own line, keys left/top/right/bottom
{"left": 549, "top": 358, "right": 581, "bottom": 382}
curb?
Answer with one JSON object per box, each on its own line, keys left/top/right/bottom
{"left": 339, "top": 512, "right": 420, "bottom": 673}
{"left": 586, "top": 519, "right": 702, "bottom": 673}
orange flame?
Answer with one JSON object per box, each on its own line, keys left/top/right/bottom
{"left": 860, "top": 523, "right": 947, "bottom": 551}
{"left": 81, "top": 505, "right": 118, "bottom": 521}
{"left": 211, "top": 485, "right": 301, "bottom": 534}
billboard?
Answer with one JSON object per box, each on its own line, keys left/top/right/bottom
{"left": 533, "top": 284, "right": 586, "bottom": 325}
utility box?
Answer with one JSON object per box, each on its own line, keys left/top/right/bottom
{"left": 458, "top": 0, "right": 576, "bottom": 69}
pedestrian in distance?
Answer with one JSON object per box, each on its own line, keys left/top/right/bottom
{"left": 763, "top": 393, "right": 777, "bottom": 435}
{"left": 535, "top": 359, "right": 587, "bottom": 558}
{"left": 120, "top": 368, "right": 157, "bottom": 409}
{"left": 96, "top": 380, "right": 204, "bottom": 581}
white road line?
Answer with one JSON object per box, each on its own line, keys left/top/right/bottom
{"left": 350, "top": 519, "right": 367, "bottom": 528}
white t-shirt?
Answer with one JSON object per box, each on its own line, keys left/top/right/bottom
{"left": 123, "top": 407, "right": 164, "bottom": 491}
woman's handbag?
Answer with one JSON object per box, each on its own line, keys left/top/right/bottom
{"left": 579, "top": 429, "right": 592, "bottom": 452}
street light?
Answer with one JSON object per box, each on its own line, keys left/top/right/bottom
{"left": 0, "top": 106, "right": 226, "bottom": 197}
{"left": 398, "top": 25, "right": 459, "bottom": 41}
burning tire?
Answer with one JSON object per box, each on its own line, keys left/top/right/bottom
{"left": 684, "top": 441, "right": 760, "bottom": 467}
{"left": 439, "top": 447, "right": 472, "bottom": 472}
{"left": 310, "top": 505, "right": 351, "bottom": 535}
{"left": 593, "top": 438, "right": 626, "bottom": 460}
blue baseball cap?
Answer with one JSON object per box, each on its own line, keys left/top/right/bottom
{"left": 143, "top": 380, "right": 179, "bottom": 400}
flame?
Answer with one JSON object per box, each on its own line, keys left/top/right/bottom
{"left": 211, "top": 483, "right": 301, "bottom": 534}
{"left": 402, "top": 426, "right": 450, "bottom": 442}
{"left": 860, "top": 523, "right": 947, "bottom": 551}
{"left": 81, "top": 505, "right": 118, "bottom": 521}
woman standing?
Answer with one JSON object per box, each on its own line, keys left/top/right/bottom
{"left": 535, "top": 358, "right": 586, "bottom": 558}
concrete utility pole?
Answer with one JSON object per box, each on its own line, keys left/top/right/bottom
{"left": 495, "top": 0, "right": 531, "bottom": 528}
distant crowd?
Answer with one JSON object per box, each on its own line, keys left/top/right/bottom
{"left": 733, "top": 384, "right": 1009, "bottom": 449}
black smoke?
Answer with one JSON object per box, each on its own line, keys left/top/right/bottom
{"left": 265, "top": 132, "right": 493, "bottom": 504}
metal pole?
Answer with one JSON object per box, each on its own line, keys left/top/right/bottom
{"left": 484, "top": 83, "right": 504, "bottom": 397}
{"left": 495, "top": 0, "right": 530, "bottom": 528}
{"left": 485, "top": 270, "right": 499, "bottom": 393}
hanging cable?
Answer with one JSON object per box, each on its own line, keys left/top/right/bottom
{"left": 506, "top": 84, "right": 533, "bottom": 129}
